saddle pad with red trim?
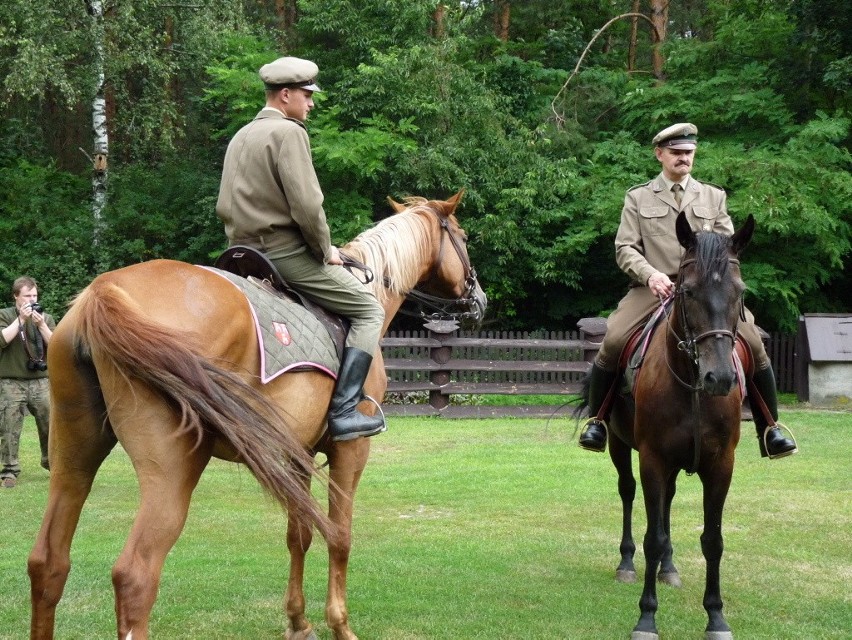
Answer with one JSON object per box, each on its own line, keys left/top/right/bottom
{"left": 204, "top": 267, "right": 340, "bottom": 383}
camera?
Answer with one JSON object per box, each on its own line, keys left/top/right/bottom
{"left": 27, "top": 359, "right": 47, "bottom": 372}
{"left": 29, "top": 302, "right": 43, "bottom": 314}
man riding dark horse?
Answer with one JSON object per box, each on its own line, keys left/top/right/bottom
{"left": 578, "top": 123, "right": 798, "bottom": 460}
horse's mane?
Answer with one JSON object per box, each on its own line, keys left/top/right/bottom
{"left": 691, "top": 231, "right": 732, "bottom": 280}
{"left": 343, "top": 198, "right": 435, "bottom": 305}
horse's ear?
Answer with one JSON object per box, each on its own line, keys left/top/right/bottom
{"left": 386, "top": 196, "right": 407, "bottom": 214}
{"left": 437, "top": 189, "right": 465, "bottom": 216}
{"left": 731, "top": 214, "right": 755, "bottom": 255}
{"left": 676, "top": 211, "right": 696, "bottom": 251}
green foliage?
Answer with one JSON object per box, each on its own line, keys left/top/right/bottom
{"left": 0, "top": 159, "right": 94, "bottom": 316}
{"left": 297, "top": 0, "right": 437, "bottom": 74}
{"left": 98, "top": 160, "right": 224, "bottom": 269}
{"left": 203, "top": 34, "right": 281, "bottom": 140}
{"left": 705, "top": 114, "right": 852, "bottom": 330}
{"left": 0, "top": 0, "right": 848, "bottom": 332}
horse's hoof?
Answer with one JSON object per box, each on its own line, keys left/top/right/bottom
{"left": 616, "top": 569, "right": 637, "bottom": 583}
{"left": 285, "top": 628, "right": 318, "bottom": 640}
{"left": 706, "top": 632, "right": 733, "bottom": 640}
{"left": 658, "top": 571, "right": 682, "bottom": 588}
{"left": 631, "top": 632, "right": 659, "bottom": 640}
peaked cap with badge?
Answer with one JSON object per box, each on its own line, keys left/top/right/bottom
{"left": 259, "top": 56, "right": 322, "bottom": 92}
{"left": 652, "top": 122, "right": 698, "bottom": 150}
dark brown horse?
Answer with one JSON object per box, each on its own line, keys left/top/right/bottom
{"left": 590, "top": 212, "right": 754, "bottom": 640}
{"left": 28, "top": 192, "right": 486, "bottom": 640}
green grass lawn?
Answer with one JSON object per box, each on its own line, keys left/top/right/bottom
{"left": 1, "top": 410, "right": 849, "bottom": 639}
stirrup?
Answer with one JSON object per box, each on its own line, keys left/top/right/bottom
{"left": 330, "top": 395, "right": 387, "bottom": 442}
{"left": 579, "top": 417, "right": 608, "bottom": 453}
{"left": 761, "top": 423, "right": 798, "bottom": 460}
{"left": 364, "top": 394, "right": 388, "bottom": 435}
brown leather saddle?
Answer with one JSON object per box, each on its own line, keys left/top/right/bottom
{"left": 213, "top": 246, "right": 348, "bottom": 359}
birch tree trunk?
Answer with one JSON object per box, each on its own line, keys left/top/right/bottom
{"left": 90, "top": 0, "right": 109, "bottom": 244}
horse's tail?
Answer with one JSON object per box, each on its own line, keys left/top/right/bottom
{"left": 70, "top": 277, "right": 335, "bottom": 540}
{"left": 573, "top": 370, "right": 592, "bottom": 421}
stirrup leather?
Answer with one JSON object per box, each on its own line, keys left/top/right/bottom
{"left": 761, "top": 423, "right": 798, "bottom": 460}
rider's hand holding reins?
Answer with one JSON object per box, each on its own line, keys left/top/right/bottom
{"left": 327, "top": 246, "right": 344, "bottom": 265}
{"left": 647, "top": 271, "right": 673, "bottom": 298}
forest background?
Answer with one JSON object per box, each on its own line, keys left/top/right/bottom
{"left": 0, "top": 0, "right": 849, "bottom": 333}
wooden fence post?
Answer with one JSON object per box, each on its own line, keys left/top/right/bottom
{"left": 424, "top": 319, "right": 459, "bottom": 411}
{"left": 577, "top": 317, "right": 607, "bottom": 365}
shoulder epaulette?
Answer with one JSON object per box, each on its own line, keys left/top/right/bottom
{"left": 698, "top": 180, "right": 726, "bottom": 193}
{"left": 627, "top": 180, "right": 652, "bottom": 193}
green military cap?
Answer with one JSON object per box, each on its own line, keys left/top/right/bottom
{"left": 259, "top": 56, "right": 322, "bottom": 92}
{"left": 652, "top": 122, "right": 698, "bottom": 149}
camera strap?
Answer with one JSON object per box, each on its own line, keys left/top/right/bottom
{"left": 19, "top": 320, "right": 45, "bottom": 365}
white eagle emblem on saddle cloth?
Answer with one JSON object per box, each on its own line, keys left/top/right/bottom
{"left": 203, "top": 267, "right": 340, "bottom": 383}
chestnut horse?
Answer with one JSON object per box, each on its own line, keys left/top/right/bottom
{"left": 591, "top": 212, "right": 754, "bottom": 640}
{"left": 28, "top": 192, "right": 486, "bottom": 640}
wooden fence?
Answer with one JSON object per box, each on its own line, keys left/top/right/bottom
{"left": 379, "top": 321, "right": 797, "bottom": 417}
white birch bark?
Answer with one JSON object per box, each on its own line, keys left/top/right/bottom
{"left": 90, "top": 0, "right": 108, "bottom": 243}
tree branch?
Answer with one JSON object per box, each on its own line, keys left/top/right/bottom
{"left": 551, "top": 12, "right": 660, "bottom": 128}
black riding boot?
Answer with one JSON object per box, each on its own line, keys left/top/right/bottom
{"left": 749, "top": 366, "right": 798, "bottom": 459}
{"left": 327, "top": 347, "right": 387, "bottom": 442}
{"left": 578, "top": 364, "right": 619, "bottom": 453}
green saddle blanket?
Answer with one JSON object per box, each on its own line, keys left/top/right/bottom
{"left": 204, "top": 267, "right": 340, "bottom": 383}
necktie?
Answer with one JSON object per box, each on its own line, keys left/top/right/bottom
{"left": 672, "top": 183, "right": 683, "bottom": 206}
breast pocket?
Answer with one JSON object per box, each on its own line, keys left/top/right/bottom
{"left": 691, "top": 206, "right": 720, "bottom": 232}
{"left": 639, "top": 206, "right": 670, "bottom": 237}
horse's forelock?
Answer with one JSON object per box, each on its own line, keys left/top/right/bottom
{"left": 693, "top": 232, "right": 731, "bottom": 280}
{"left": 344, "top": 206, "right": 434, "bottom": 303}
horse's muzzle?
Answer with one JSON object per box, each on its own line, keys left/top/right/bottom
{"left": 701, "top": 368, "right": 737, "bottom": 396}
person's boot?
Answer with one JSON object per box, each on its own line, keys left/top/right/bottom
{"left": 327, "top": 347, "right": 387, "bottom": 442}
{"left": 578, "top": 364, "right": 619, "bottom": 453}
{"left": 749, "top": 366, "right": 798, "bottom": 459}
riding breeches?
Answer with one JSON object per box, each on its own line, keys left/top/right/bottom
{"left": 268, "top": 247, "right": 385, "bottom": 354}
{"left": 594, "top": 286, "right": 771, "bottom": 373}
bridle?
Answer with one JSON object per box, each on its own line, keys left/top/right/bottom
{"left": 666, "top": 256, "right": 744, "bottom": 391}
{"left": 403, "top": 214, "right": 483, "bottom": 325}
{"left": 343, "top": 211, "right": 483, "bottom": 326}
{"left": 663, "top": 254, "right": 744, "bottom": 474}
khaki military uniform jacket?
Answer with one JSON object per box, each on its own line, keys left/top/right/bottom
{"left": 216, "top": 108, "right": 333, "bottom": 263}
{"left": 615, "top": 173, "right": 733, "bottom": 285}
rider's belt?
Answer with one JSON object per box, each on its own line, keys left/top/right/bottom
{"left": 231, "top": 232, "right": 294, "bottom": 253}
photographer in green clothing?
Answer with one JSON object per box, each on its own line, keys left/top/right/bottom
{"left": 0, "top": 276, "right": 55, "bottom": 488}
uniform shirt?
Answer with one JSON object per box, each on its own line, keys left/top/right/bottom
{"left": 615, "top": 173, "right": 733, "bottom": 285}
{"left": 216, "top": 108, "right": 333, "bottom": 263}
{"left": 0, "top": 307, "right": 54, "bottom": 380}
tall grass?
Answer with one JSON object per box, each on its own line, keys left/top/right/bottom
{"left": 1, "top": 411, "right": 849, "bottom": 639}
